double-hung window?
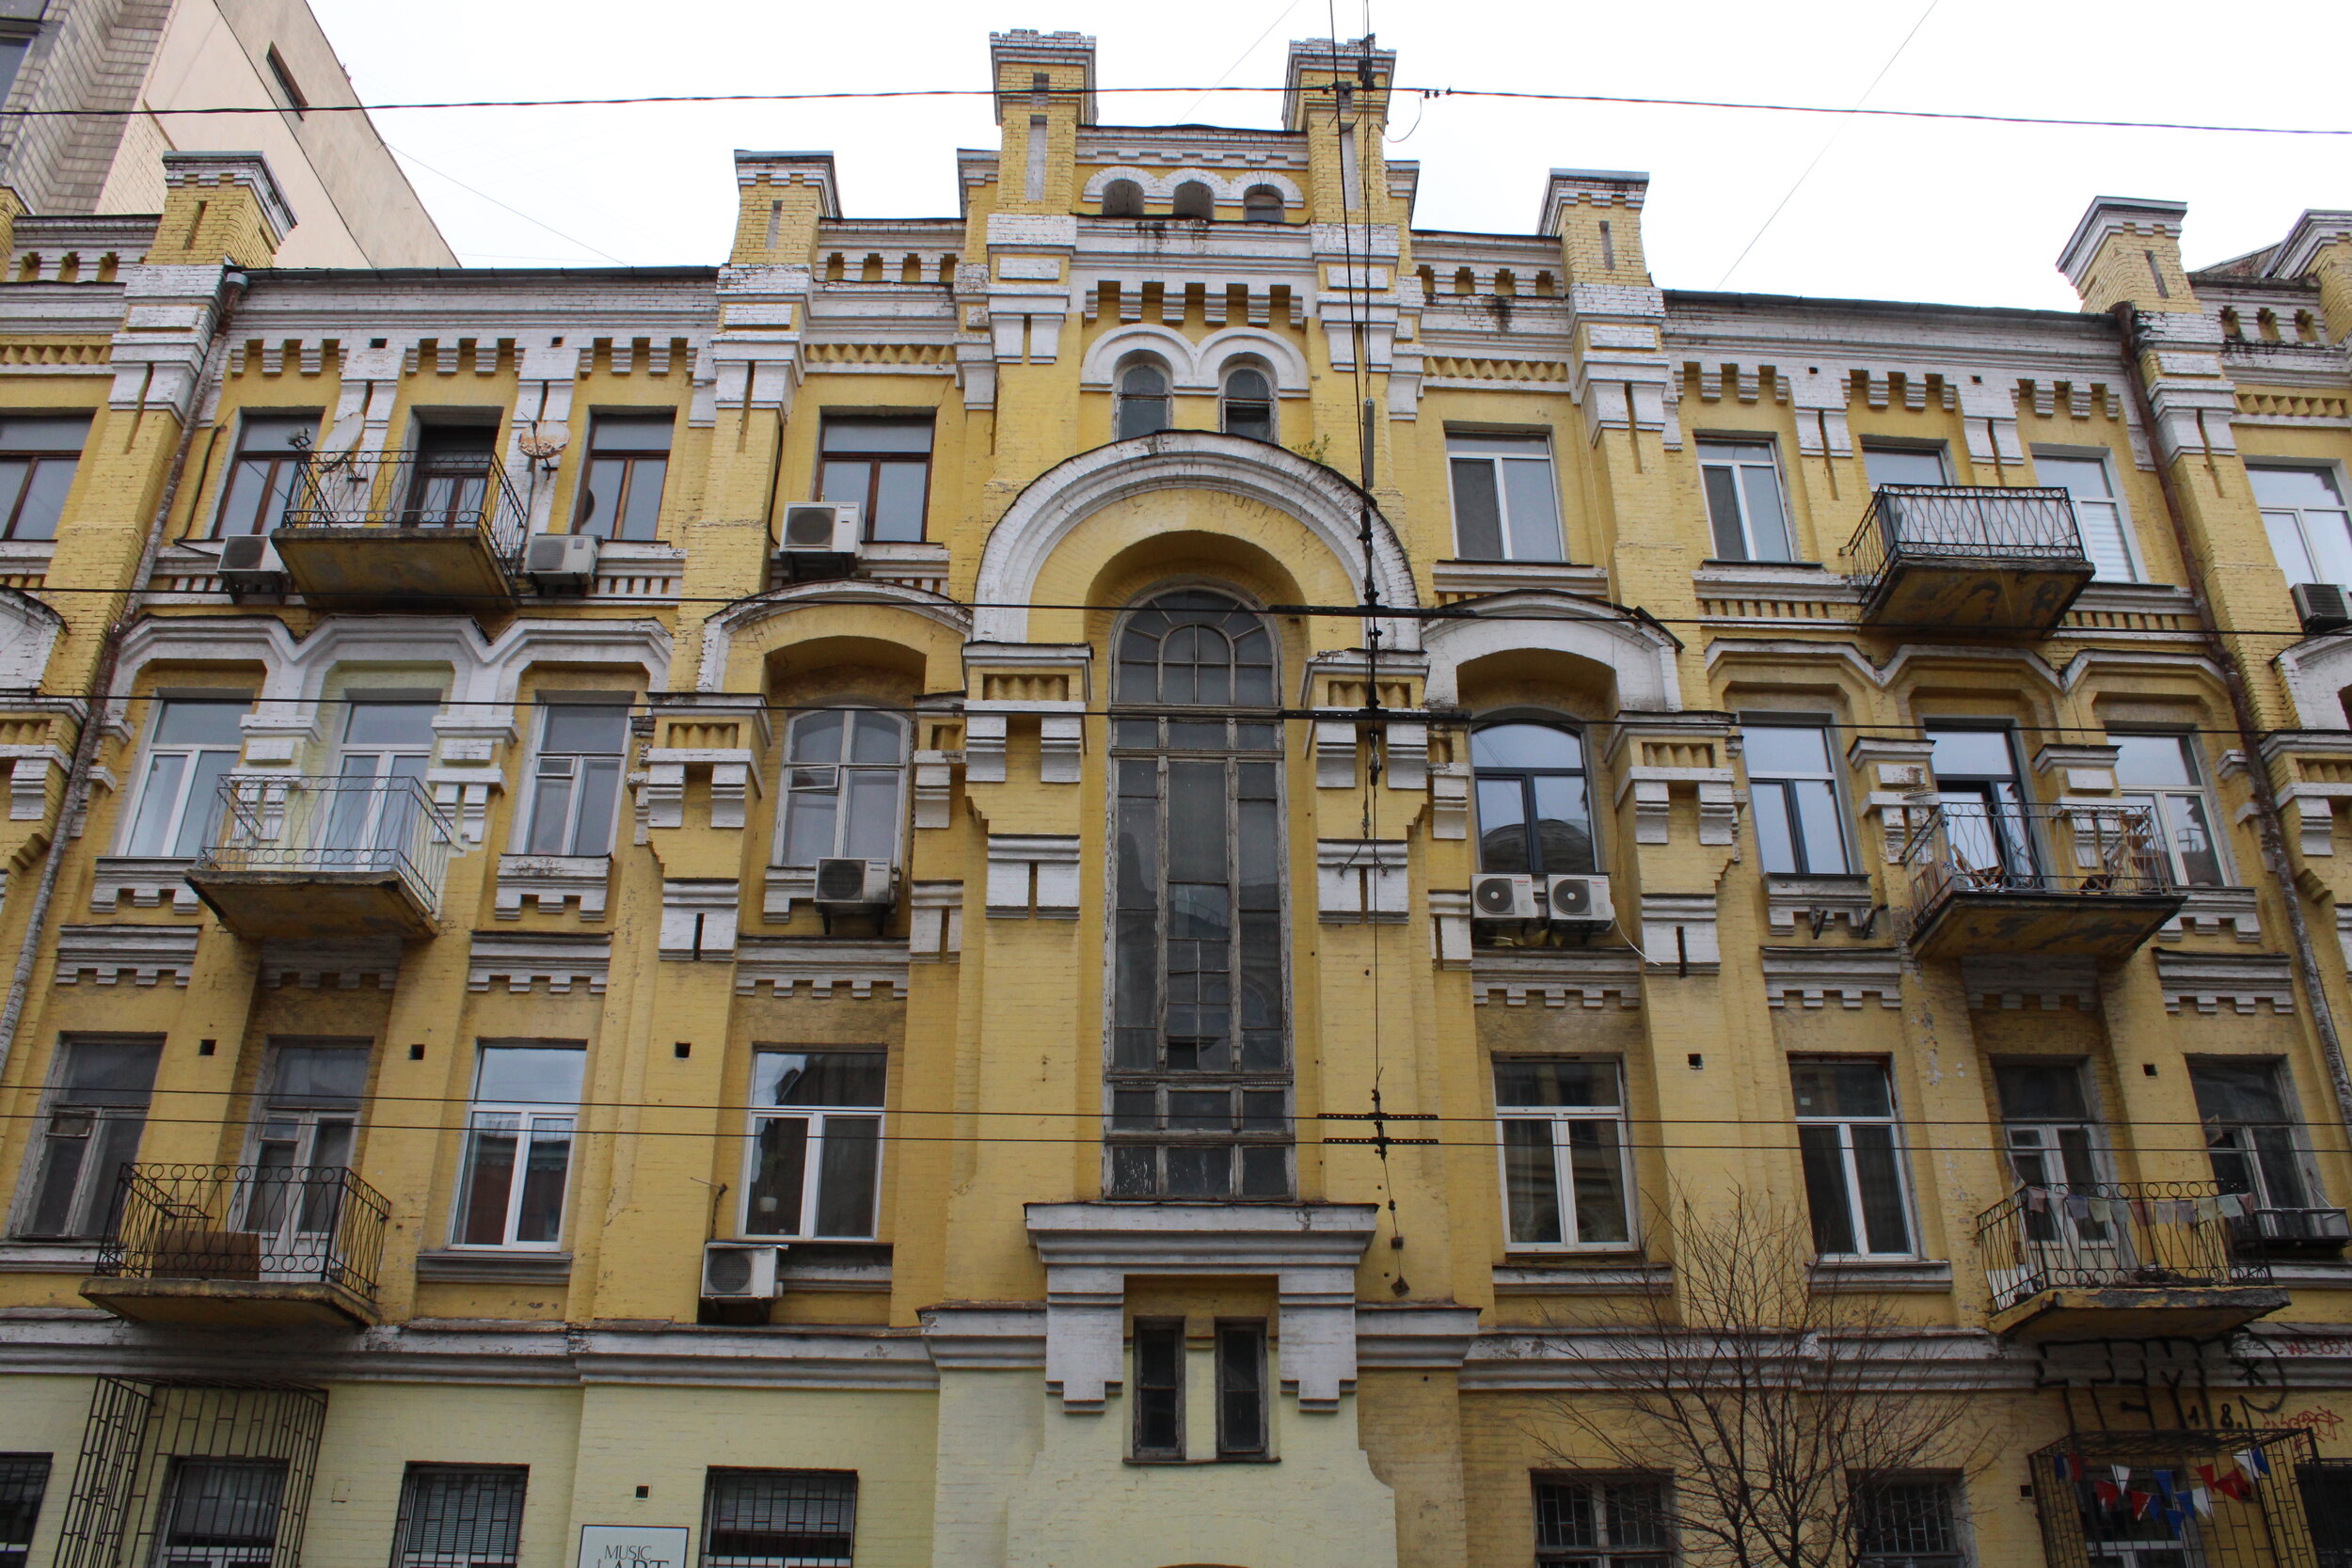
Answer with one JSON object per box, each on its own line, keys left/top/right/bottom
{"left": 21, "top": 1037, "right": 161, "bottom": 1239}
{"left": 1471, "top": 722, "right": 1596, "bottom": 877}
{"left": 1448, "top": 432, "right": 1564, "bottom": 562}
{"left": 214, "top": 415, "right": 317, "bottom": 537}
{"left": 1792, "top": 1059, "right": 1914, "bottom": 1258}
{"left": 1851, "top": 1477, "right": 1968, "bottom": 1568}
{"left": 2252, "top": 465, "right": 2352, "bottom": 587}
{"left": 1216, "top": 1321, "right": 1268, "bottom": 1457}
{"left": 1533, "top": 1475, "right": 1670, "bottom": 1568}
{"left": 575, "top": 415, "right": 673, "bottom": 541}
{"left": 817, "top": 417, "right": 932, "bottom": 543}
{"left": 0, "top": 415, "right": 90, "bottom": 541}
{"left": 453, "top": 1044, "right": 584, "bottom": 1248}
{"left": 1128, "top": 1318, "right": 1269, "bottom": 1462}
{"left": 0, "top": 1454, "right": 49, "bottom": 1568}
{"left": 1697, "top": 439, "right": 1793, "bottom": 562}
{"left": 1495, "top": 1058, "right": 1632, "bottom": 1249}
{"left": 123, "top": 695, "right": 249, "bottom": 859}
{"left": 391, "top": 1465, "right": 527, "bottom": 1568}
{"left": 522, "top": 700, "right": 630, "bottom": 858}
{"left": 2111, "top": 733, "right": 2224, "bottom": 887}
{"left": 742, "top": 1050, "right": 883, "bottom": 1240}
{"left": 1132, "top": 1319, "right": 1185, "bottom": 1460}
{"left": 2035, "top": 451, "right": 2139, "bottom": 581}
{"left": 778, "top": 710, "right": 906, "bottom": 869}
{"left": 2189, "top": 1058, "right": 2320, "bottom": 1219}
{"left": 700, "top": 1470, "right": 856, "bottom": 1568}
{"left": 1743, "top": 720, "right": 1851, "bottom": 876}
{"left": 246, "top": 1042, "right": 368, "bottom": 1243}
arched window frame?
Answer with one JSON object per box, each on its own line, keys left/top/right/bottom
{"left": 1101, "top": 179, "right": 1144, "bottom": 218}
{"left": 1115, "top": 356, "right": 1173, "bottom": 442}
{"left": 1170, "top": 181, "right": 1216, "bottom": 220}
{"left": 774, "top": 706, "right": 910, "bottom": 870}
{"left": 1242, "top": 184, "right": 1283, "bottom": 223}
{"left": 1105, "top": 587, "right": 1292, "bottom": 1201}
{"left": 1219, "top": 361, "right": 1276, "bottom": 444}
{"left": 1469, "top": 715, "right": 1600, "bottom": 877}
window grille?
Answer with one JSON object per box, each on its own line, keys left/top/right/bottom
{"left": 1851, "top": 1477, "right": 1967, "bottom": 1567}
{"left": 1533, "top": 1475, "right": 1669, "bottom": 1568}
{"left": 2029, "top": 1430, "right": 2325, "bottom": 1568}
{"left": 700, "top": 1471, "right": 855, "bottom": 1568}
{"left": 0, "top": 1454, "right": 51, "bottom": 1568}
{"left": 54, "top": 1381, "right": 325, "bottom": 1568}
{"left": 390, "top": 1465, "right": 527, "bottom": 1568}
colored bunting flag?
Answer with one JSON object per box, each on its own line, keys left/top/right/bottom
{"left": 2053, "top": 1452, "right": 2087, "bottom": 1481}
{"left": 2217, "top": 1468, "right": 2253, "bottom": 1503}
{"left": 2093, "top": 1481, "right": 2123, "bottom": 1509}
{"left": 2238, "top": 1447, "right": 2272, "bottom": 1479}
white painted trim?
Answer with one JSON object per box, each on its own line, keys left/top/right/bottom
{"left": 1079, "top": 166, "right": 1303, "bottom": 209}
{"left": 1076, "top": 322, "right": 1311, "bottom": 397}
{"left": 695, "top": 579, "right": 971, "bottom": 692}
{"left": 1422, "top": 591, "right": 1681, "bottom": 711}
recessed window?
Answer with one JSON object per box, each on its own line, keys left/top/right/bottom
{"left": 214, "top": 414, "right": 318, "bottom": 537}
{"left": 1534, "top": 1474, "right": 1670, "bottom": 1567}
{"left": 1791, "top": 1059, "right": 1914, "bottom": 1258}
{"left": 1470, "top": 722, "right": 1594, "bottom": 877}
{"left": 1116, "top": 359, "right": 1171, "bottom": 441}
{"left": 1743, "top": 721, "right": 1851, "bottom": 875}
{"left": 391, "top": 1465, "right": 527, "bottom": 1568}
{"left": 778, "top": 709, "right": 907, "bottom": 868}
{"left": 1925, "top": 726, "right": 2034, "bottom": 884}
{"left": 576, "top": 415, "right": 673, "bottom": 541}
{"left": 1132, "top": 1319, "right": 1185, "bottom": 1459}
{"left": 817, "top": 417, "right": 931, "bottom": 543}
{"left": 405, "top": 424, "right": 500, "bottom": 526}
{"left": 1216, "top": 1320, "right": 1268, "bottom": 1457}
{"left": 1100, "top": 179, "right": 1144, "bottom": 218}
{"left": 2111, "top": 732, "right": 2223, "bottom": 886}
{"left": 1495, "top": 1058, "right": 1632, "bottom": 1248}
{"left": 2252, "top": 465, "right": 2352, "bottom": 587}
{"left": 1696, "top": 438, "right": 1792, "bottom": 562}
{"left": 1862, "top": 444, "right": 1949, "bottom": 487}
{"left": 521, "top": 700, "right": 630, "bottom": 857}
{"left": 1242, "top": 185, "right": 1283, "bottom": 223}
{"left": 0, "top": 415, "right": 91, "bottom": 541}
{"left": 247, "top": 1041, "right": 369, "bottom": 1243}
{"left": 453, "top": 1044, "right": 585, "bottom": 1248}
{"left": 22, "top": 1037, "right": 162, "bottom": 1240}
{"left": 159, "top": 1459, "right": 287, "bottom": 1568}
{"left": 1220, "top": 364, "right": 1274, "bottom": 443}
{"left": 264, "top": 47, "right": 310, "bottom": 119}
{"left": 123, "top": 695, "right": 251, "bottom": 858}
{"left": 1447, "top": 432, "right": 1563, "bottom": 562}
{"left": 0, "top": 1454, "right": 51, "bottom": 1568}
{"left": 742, "top": 1049, "right": 884, "bottom": 1239}
{"left": 1171, "top": 181, "right": 1215, "bottom": 220}
{"left": 699, "top": 1470, "right": 856, "bottom": 1568}
{"left": 2035, "top": 451, "right": 2139, "bottom": 581}
{"left": 2190, "top": 1058, "right": 2318, "bottom": 1216}
{"left": 1994, "top": 1061, "right": 2110, "bottom": 1245}
{"left": 1852, "top": 1477, "right": 1968, "bottom": 1568}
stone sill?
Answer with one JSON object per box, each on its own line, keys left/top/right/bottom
{"left": 1809, "top": 1258, "right": 1953, "bottom": 1292}
{"left": 414, "top": 1249, "right": 573, "bottom": 1284}
{"left": 1494, "top": 1259, "right": 1670, "bottom": 1296}
{"left": 0, "top": 1240, "right": 103, "bottom": 1274}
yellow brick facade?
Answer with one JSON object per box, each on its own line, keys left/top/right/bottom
{"left": 0, "top": 28, "right": 2349, "bottom": 1568}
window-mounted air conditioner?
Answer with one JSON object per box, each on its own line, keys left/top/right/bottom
{"left": 217, "top": 534, "right": 286, "bottom": 595}
{"left": 775, "top": 502, "right": 862, "bottom": 581}
{"left": 702, "top": 1242, "right": 783, "bottom": 1300}
{"left": 524, "top": 531, "right": 598, "bottom": 591}
{"left": 1545, "top": 873, "right": 1614, "bottom": 926}
{"left": 2292, "top": 582, "right": 2352, "bottom": 636}
{"left": 815, "top": 856, "right": 897, "bottom": 909}
{"left": 1470, "top": 873, "right": 1540, "bottom": 919}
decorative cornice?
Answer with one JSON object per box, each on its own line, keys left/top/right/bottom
{"left": 1760, "top": 946, "right": 1904, "bottom": 1010}
{"left": 467, "top": 932, "right": 612, "bottom": 995}
{"left": 733, "top": 939, "right": 911, "bottom": 1000}
{"left": 259, "top": 941, "right": 401, "bottom": 990}
{"left": 54, "top": 925, "right": 200, "bottom": 988}
{"left": 2153, "top": 949, "right": 2296, "bottom": 1016}
{"left": 1963, "top": 955, "right": 2099, "bottom": 1012}
{"left": 1470, "top": 948, "right": 1643, "bottom": 1009}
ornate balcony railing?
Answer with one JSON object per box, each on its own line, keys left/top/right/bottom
{"left": 193, "top": 774, "right": 457, "bottom": 919}
{"left": 94, "top": 1163, "right": 389, "bottom": 1301}
{"left": 280, "top": 451, "right": 529, "bottom": 567}
{"left": 1902, "top": 799, "right": 2169, "bottom": 906}
{"left": 1845, "top": 484, "right": 2085, "bottom": 592}
{"left": 1973, "top": 1180, "right": 2270, "bottom": 1314}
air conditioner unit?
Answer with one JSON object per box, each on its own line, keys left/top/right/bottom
{"left": 775, "top": 503, "right": 862, "bottom": 581}
{"left": 217, "top": 534, "right": 286, "bottom": 594}
{"left": 1470, "top": 873, "right": 1540, "bottom": 919}
{"left": 523, "top": 531, "right": 598, "bottom": 591}
{"left": 701, "top": 1242, "right": 782, "bottom": 1300}
{"left": 2293, "top": 582, "right": 2352, "bottom": 636}
{"left": 814, "top": 856, "right": 896, "bottom": 908}
{"left": 1544, "top": 873, "right": 1615, "bottom": 926}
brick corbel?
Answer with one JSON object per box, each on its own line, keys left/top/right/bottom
{"left": 1846, "top": 735, "right": 1936, "bottom": 864}
{"left": 1603, "top": 712, "right": 1740, "bottom": 847}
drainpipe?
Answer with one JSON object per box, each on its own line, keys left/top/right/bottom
{"left": 0, "top": 267, "right": 247, "bottom": 1084}
{"left": 2111, "top": 301, "right": 2352, "bottom": 1137}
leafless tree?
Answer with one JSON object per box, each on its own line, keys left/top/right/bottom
{"left": 1523, "top": 1188, "right": 1993, "bottom": 1568}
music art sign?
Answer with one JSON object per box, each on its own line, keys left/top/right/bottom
{"left": 578, "top": 1525, "right": 691, "bottom": 1568}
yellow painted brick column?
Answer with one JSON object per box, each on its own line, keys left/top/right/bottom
{"left": 143, "top": 152, "right": 295, "bottom": 268}
{"left": 2278, "top": 210, "right": 2352, "bottom": 347}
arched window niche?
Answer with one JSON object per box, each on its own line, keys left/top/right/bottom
{"left": 1220, "top": 363, "right": 1275, "bottom": 444}
{"left": 1101, "top": 179, "right": 1144, "bottom": 217}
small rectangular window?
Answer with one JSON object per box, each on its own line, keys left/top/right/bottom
{"left": 818, "top": 418, "right": 933, "bottom": 544}
{"left": 0, "top": 1453, "right": 51, "bottom": 1568}
{"left": 22, "top": 1037, "right": 163, "bottom": 1240}
{"left": 2111, "top": 732, "right": 2224, "bottom": 887}
{"left": 1215, "top": 1320, "right": 1267, "bottom": 1457}
{"left": 1791, "top": 1059, "right": 1914, "bottom": 1258}
{"left": 214, "top": 414, "right": 318, "bottom": 538}
{"left": 575, "top": 415, "right": 673, "bottom": 541}
{"left": 1862, "top": 444, "right": 1949, "bottom": 488}
{"left": 1447, "top": 432, "right": 1563, "bottom": 562}
{"left": 1132, "top": 1319, "right": 1185, "bottom": 1460}
{"left": 2035, "top": 451, "right": 2139, "bottom": 581}
{"left": 1742, "top": 720, "right": 1851, "bottom": 875}
{"left": 699, "top": 1470, "right": 856, "bottom": 1568}
{"left": 1696, "top": 439, "right": 1792, "bottom": 562}
{"left": 2189, "top": 1058, "right": 2318, "bottom": 1216}
{"left": 453, "top": 1043, "right": 585, "bottom": 1248}
{"left": 391, "top": 1465, "right": 527, "bottom": 1568}
{"left": 263, "top": 47, "right": 309, "bottom": 119}
{"left": 1851, "top": 1476, "right": 1968, "bottom": 1567}
{"left": 1533, "top": 1474, "right": 1670, "bottom": 1567}
{"left": 522, "top": 698, "right": 631, "bottom": 857}
{"left": 1494, "top": 1058, "right": 1632, "bottom": 1249}
{"left": 0, "top": 36, "right": 30, "bottom": 110}
{"left": 0, "top": 414, "right": 91, "bottom": 542}
{"left": 160, "top": 1458, "right": 287, "bottom": 1568}
{"left": 742, "top": 1050, "right": 885, "bottom": 1239}
{"left": 2251, "top": 464, "right": 2352, "bottom": 587}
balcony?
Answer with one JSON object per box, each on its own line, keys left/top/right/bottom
{"left": 1902, "top": 800, "right": 2183, "bottom": 959}
{"left": 273, "top": 451, "right": 527, "bottom": 610}
{"left": 83, "top": 1163, "right": 389, "bottom": 1327}
{"left": 1975, "top": 1180, "right": 2286, "bottom": 1343}
{"left": 1846, "top": 484, "right": 2092, "bottom": 633}
{"left": 2235, "top": 1204, "right": 2352, "bottom": 1258}
{"left": 185, "top": 775, "right": 456, "bottom": 940}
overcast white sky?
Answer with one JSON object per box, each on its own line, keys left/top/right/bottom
{"left": 308, "top": 0, "right": 2350, "bottom": 311}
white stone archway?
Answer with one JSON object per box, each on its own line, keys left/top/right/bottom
{"left": 695, "top": 578, "right": 973, "bottom": 691}
{"left": 1422, "top": 591, "right": 1683, "bottom": 711}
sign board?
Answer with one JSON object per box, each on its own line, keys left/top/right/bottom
{"left": 579, "top": 1525, "right": 690, "bottom": 1568}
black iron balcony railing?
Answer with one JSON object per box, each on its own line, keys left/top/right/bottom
{"left": 1974, "top": 1180, "right": 2270, "bottom": 1314}
{"left": 95, "top": 1163, "right": 389, "bottom": 1302}
{"left": 193, "top": 774, "right": 458, "bottom": 918}
{"left": 280, "top": 451, "right": 529, "bottom": 566}
{"left": 1844, "top": 483, "right": 2085, "bottom": 594}
{"left": 1903, "top": 799, "right": 2170, "bottom": 908}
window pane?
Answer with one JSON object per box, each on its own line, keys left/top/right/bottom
{"left": 1790, "top": 780, "right": 1847, "bottom": 873}
{"left": 1501, "top": 456, "right": 1564, "bottom": 562}
{"left": 841, "top": 769, "right": 899, "bottom": 861}
{"left": 1530, "top": 775, "right": 1595, "bottom": 875}
{"left": 568, "top": 757, "right": 622, "bottom": 855}
{"left": 1740, "top": 465, "right": 1791, "bottom": 560}
{"left": 1926, "top": 728, "right": 2015, "bottom": 780}
{"left": 514, "top": 1120, "right": 572, "bottom": 1243}
{"left": 1864, "top": 446, "right": 1948, "bottom": 486}
{"left": 542, "top": 703, "right": 629, "bottom": 754}
{"left": 2112, "top": 733, "right": 2196, "bottom": 788}
{"left": 344, "top": 700, "right": 437, "bottom": 748}
{"left": 2159, "top": 793, "right": 2222, "bottom": 887}
{"left": 1994, "top": 1062, "right": 2089, "bottom": 1121}
{"left": 1471, "top": 723, "right": 1583, "bottom": 770}
{"left": 526, "top": 769, "right": 575, "bottom": 856}
{"left": 125, "top": 752, "right": 188, "bottom": 856}
{"left": 849, "top": 712, "right": 903, "bottom": 765}
{"left": 1475, "top": 776, "right": 1529, "bottom": 874}
{"left": 1118, "top": 392, "right": 1169, "bottom": 441}
{"left": 813, "top": 1116, "right": 880, "bottom": 1236}
{"left": 1447, "top": 433, "right": 1549, "bottom": 456}
{"left": 1791, "top": 1061, "right": 1892, "bottom": 1118}
{"left": 821, "top": 419, "right": 932, "bottom": 454}
{"left": 168, "top": 749, "right": 237, "bottom": 858}
{"left": 1565, "top": 1119, "right": 1629, "bottom": 1243}
{"left": 1216, "top": 1323, "right": 1265, "bottom": 1453}
{"left": 1798, "top": 1124, "right": 1856, "bottom": 1254}
{"left": 747, "top": 1117, "right": 809, "bottom": 1235}
{"left": 618, "top": 456, "right": 667, "bottom": 540}
{"left": 1450, "top": 458, "right": 1503, "bottom": 558}
{"left": 475, "top": 1046, "right": 586, "bottom": 1104}
{"left": 576, "top": 456, "right": 626, "bottom": 538}
{"left": 2309, "top": 509, "right": 2352, "bottom": 591}
{"left": 869, "top": 460, "right": 928, "bottom": 541}
{"left": 2250, "top": 466, "right": 2345, "bottom": 510}
{"left": 270, "top": 1045, "right": 369, "bottom": 1102}
{"left": 1851, "top": 1123, "right": 1912, "bottom": 1253}
{"left": 1494, "top": 1059, "right": 1619, "bottom": 1108}
{"left": 1702, "top": 466, "right": 1746, "bottom": 559}
{"left": 456, "top": 1115, "right": 519, "bottom": 1244}
{"left": 2189, "top": 1059, "right": 2291, "bottom": 1124}
{"left": 155, "top": 699, "right": 250, "bottom": 747}
{"left": 2267, "top": 509, "right": 2319, "bottom": 584}
{"left": 1502, "top": 1120, "right": 1562, "bottom": 1243}
{"left": 790, "top": 710, "right": 844, "bottom": 765}
{"left": 783, "top": 791, "right": 837, "bottom": 864}
{"left": 756, "top": 1052, "right": 886, "bottom": 1108}
{"left": 1754, "top": 782, "right": 1800, "bottom": 874}
{"left": 818, "top": 457, "right": 871, "bottom": 510}
{"left": 593, "top": 417, "right": 674, "bottom": 453}
{"left": 0, "top": 415, "right": 90, "bottom": 452}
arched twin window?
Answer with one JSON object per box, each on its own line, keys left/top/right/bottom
{"left": 1471, "top": 721, "right": 1597, "bottom": 876}
{"left": 1107, "top": 590, "right": 1290, "bottom": 1200}
{"left": 1116, "top": 358, "right": 1171, "bottom": 441}
{"left": 1220, "top": 364, "right": 1274, "bottom": 443}
{"left": 1101, "top": 179, "right": 1144, "bottom": 218}
{"left": 778, "top": 708, "right": 908, "bottom": 867}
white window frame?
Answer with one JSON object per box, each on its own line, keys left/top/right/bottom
{"left": 2032, "top": 447, "right": 2142, "bottom": 583}
{"left": 739, "top": 1049, "right": 886, "bottom": 1241}
{"left": 1445, "top": 430, "right": 1565, "bottom": 562}
{"left": 2109, "top": 731, "right": 2230, "bottom": 888}
{"left": 1791, "top": 1058, "right": 1918, "bottom": 1260}
{"left": 242, "top": 1040, "right": 368, "bottom": 1243}
{"left": 450, "top": 1045, "right": 584, "bottom": 1251}
{"left": 1740, "top": 714, "right": 1853, "bottom": 876}
{"left": 1494, "top": 1057, "right": 1636, "bottom": 1253}
{"left": 2249, "top": 461, "right": 2352, "bottom": 587}
{"left": 119, "top": 693, "right": 251, "bottom": 859}
{"left": 773, "top": 708, "right": 908, "bottom": 870}
{"left": 512, "top": 695, "right": 633, "bottom": 858}
{"left": 1696, "top": 436, "right": 1794, "bottom": 562}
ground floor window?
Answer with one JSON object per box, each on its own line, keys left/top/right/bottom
{"left": 700, "top": 1470, "right": 856, "bottom": 1568}
{"left": 392, "top": 1465, "right": 527, "bottom": 1568}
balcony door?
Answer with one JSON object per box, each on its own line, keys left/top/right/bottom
{"left": 244, "top": 1042, "right": 369, "bottom": 1273}
{"left": 1926, "top": 726, "right": 2038, "bottom": 886}
{"left": 1995, "top": 1061, "right": 2121, "bottom": 1282}
{"left": 404, "top": 425, "right": 496, "bottom": 527}
{"left": 326, "top": 699, "right": 434, "bottom": 864}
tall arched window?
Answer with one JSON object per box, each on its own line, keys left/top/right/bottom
{"left": 778, "top": 709, "right": 907, "bottom": 868}
{"left": 1220, "top": 365, "right": 1275, "bottom": 443}
{"left": 1101, "top": 179, "right": 1144, "bottom": 217}
{"left": 1171, "top": 181, "right": 1216, "bottom": 220}
{"left": 1116, "top": 358, "right": 1171, "bottom": 441}
{"left": 1107, "top": 590, "right": 1289, "bottom": 1200}
{"left": 1242, "top": 185, "right": 1283, "bottom": 223}
{"left": 1471, "top": 721, "right": 1597, "bottom": 875}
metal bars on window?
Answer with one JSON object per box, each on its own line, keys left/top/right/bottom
{"left": 0, "top": 1454, "right": 51, "bottom": 1568}
{"left": 54, "top": 1381, "right": 325, "bottom": 1568}
{"left": 699, "top": 1470, "right": 856, "bottom": 1568}
{"left": 390, "top": 1465, "right": 527, "bottom": 1568}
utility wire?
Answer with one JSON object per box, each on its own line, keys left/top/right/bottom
{"left": 381, "top": 141, "right": 627, "bottom": 266}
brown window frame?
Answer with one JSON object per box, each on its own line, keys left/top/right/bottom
{"left": 815, "top": 416, "right": 933, "bottom": 544}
